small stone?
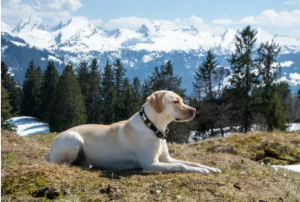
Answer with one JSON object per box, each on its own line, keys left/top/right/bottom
{"left": 233, "top": 183, "right": 241, "bottom": 190}
{"left": 63, "top": 189, "right": 71, "bottom": 195}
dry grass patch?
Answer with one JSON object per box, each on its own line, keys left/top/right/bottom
{"left": 1, "top": 130, "right": 300, "bottom": 201}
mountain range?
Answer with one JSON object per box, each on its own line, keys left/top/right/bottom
{"left": 1, "top": 13, "right": 300, "bottom": 94}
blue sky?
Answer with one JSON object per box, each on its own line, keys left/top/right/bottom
{"left": 2, "top": 0, "right": 300, "bottom": 36}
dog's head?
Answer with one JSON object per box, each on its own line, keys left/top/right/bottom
{"left": 147, "top": 90, "right": 196, "bottom": 122}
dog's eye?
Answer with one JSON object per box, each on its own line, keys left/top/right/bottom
{"left": 173, "top": 100, "right": 179, "bottom": 104}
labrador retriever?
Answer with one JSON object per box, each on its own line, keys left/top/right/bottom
{"left": 44, "top": 90, "right": 221, "bottom": 174}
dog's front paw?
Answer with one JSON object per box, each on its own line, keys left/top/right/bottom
{"left": 197, "top": 168, "right": 210, "bottom": 174}
{"left": 208, "top": 167, "right": 222, "bottom": 173}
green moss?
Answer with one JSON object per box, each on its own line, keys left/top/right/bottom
{"left": 2, "top": 172, "right": 50, "bottom": 196}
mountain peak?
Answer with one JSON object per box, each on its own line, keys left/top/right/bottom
{"left": 1, "top": 22, "right": 13, "bottom": 33}
{"left": 138, "top": 24, "right": 149, "bottom": 34}
{"left": 13, "top": 12, "right": 49, "bottom": 32}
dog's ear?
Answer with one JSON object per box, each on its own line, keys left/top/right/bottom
{"left": 147, "top": 91, "right": 166, "bottom": 113}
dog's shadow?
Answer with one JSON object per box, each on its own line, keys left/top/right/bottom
{"left": 87, "top": 168, "right": 159, "bottom": 179}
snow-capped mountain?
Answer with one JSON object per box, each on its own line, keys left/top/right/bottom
{"left": 12, "top": 13, "right": 49, "bottom": 33}
{"left": 1, "top": 13, "right": 300, "bottom": 94}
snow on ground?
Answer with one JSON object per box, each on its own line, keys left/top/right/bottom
{"left": 272, "top": 165, "right": 300, "bottom": 174}
{"left": 7, "top": 116, "right": 50, "bottom": 136}
{"left": 288, "top": 123, "right": 300, "bottom": 131}
{"left": 189, "top": 123, "right": 300, "bottom": 142}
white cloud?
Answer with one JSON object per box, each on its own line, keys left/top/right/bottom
{"left": 241, "top": 9, "right": 300, "bottom": 26}
{"left": 1, "top": 0, "right": 83, "bottom": 25}
{"left": 90, "top": 18, "right": 103, "bottom": 27}
{"left": 239, "top": 16, "right": 259, "bottom": 24}
{"left": 34, "top": 0, "right": 82, "bottom": 11}
{"left": 105, "top": 16, "right": 151, "bottom": 30}
{"left": 216, "top": 9, "right": 300, "bottom": 27}
{"left": 1, "top": 0, "right": 34, "bottom": 17}
{"left": 212, "top": 18, "right": 235, "bottom": 25}
{"left": 284, "top": 0, "right": 300, "bottom": 4}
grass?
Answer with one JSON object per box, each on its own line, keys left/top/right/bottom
{"left": 1, "top": 129, "right": 300, "bottom": 201}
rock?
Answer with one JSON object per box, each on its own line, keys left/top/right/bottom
{"left": 63, "top": 189, "right": 71, "bottom": 195}
{"left": 233, "top": 183, "right": 241, "bottom": 190}
{"left": 100, "top": 184, "right": 123, "bottom": 200}
{"left": 32, "top": 186, "right": 60, "bottom": 199}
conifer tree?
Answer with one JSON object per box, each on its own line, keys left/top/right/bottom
{"left": 149, "top": 66, "right": 164, "bottom": 91}
{"left": 142, "top": 79, "right": 152, "bottom": 103}
{"left": 131, "top": 77, "right": 143, "bottom": 112}
{"left": 121, "top": 78, "right": 135, "bottom": 119}
{"left": 150, "top": 61, "right": 185, "bottom": 96}
{"left": 77, "top": 61, "right": 89, "bottom": 106}
{"left": 1, "top": 79, "right": 12, "bottom": 121}
{"left": 102, "top": 60, "right": 116, "bottom": 124}
{"left": 113, "top": 59, "right": 127, "bottom": 121}
{"left": 266, "top": 93, "right": 288, "bottom": 131}
{"left": 113, "top": 59, "right": 127, "bottom": 96}
{"left": 258, "top": 41, "right": 281, "bottom": 100}
{"left": 192, "top": 50, "right": 219, "bottom": 136}
{"left": 257, "top": 41, "right": 286, "bottom": 130}
{"left": 49, "top": 65, "right": 87, "bottom": 132}
{"left": 86, "top": 59, "right": 101, "bottom": 123}
{"left": 228, "top": 26, "right": 259, "bottom": 132}
{"left": 22, "top": 60, "right": 43, "bottom": 118}
{"left": 1, "top": 61, "right": 22, "bottom": 115}
{"left": 39, "top": 61, "right": 59, "bottom": 122}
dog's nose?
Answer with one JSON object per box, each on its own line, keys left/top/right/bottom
{"left": 190, "top": 108, "right": 196, "bottom": 114}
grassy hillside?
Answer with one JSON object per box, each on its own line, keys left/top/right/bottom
{"left": 1, "top": 130, "right": 300, "bottom": 201}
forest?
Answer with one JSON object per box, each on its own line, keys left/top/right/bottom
{"left": 2, "top": 26, "right": 300, "bottom": 143}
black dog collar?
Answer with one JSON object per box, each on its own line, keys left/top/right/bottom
{"left": 139, "top": 107, "right": 169, "bottom": 139}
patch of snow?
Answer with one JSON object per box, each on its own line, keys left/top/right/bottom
{"left": 10, "top": 41, "right": 27, "bottom": 46}
{"left": 272, "top": 165, "right": 300, "bottom": 173}
{"left": 48, "top": 55, "right": 63, "bottom": 64}
{"left": 289, "top": 72, "right": 300, "bottom": 86}
{"left": 273, "top": 61, "right": 294, "bottom": 68}
{"left": 1, "top": 45, "right": 8, "bottom": 53}
{"left": 288, "top": 123, "right": 300, "bottom": 131}
{"left": 7, "top": 116, "right": 50, "bottom": 136}
{"left": 41, "top": 57, "right": 46, "bottom": 61}
{"left": 130, "top": 61, "right": 135, "bottom": 68}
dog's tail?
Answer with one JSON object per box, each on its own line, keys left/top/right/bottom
{"left": 43, "top": 152, "right": 50, "bottom": 162}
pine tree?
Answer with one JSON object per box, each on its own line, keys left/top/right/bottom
{"left": 161, "top": 61, "right": 186, "bottom": 96}
{"left": 266, "top": 93, "right": 288, "bottom": 131}
{"left": 1, "top": 61, "right": 22, "bottom": 116}
{"left": 102, "top": 60, "right": 116, "bottom": 124}
{"left": 258, "top": 41, "right": 281, "bottom": 100}
{"left": 1, "top": 79, "right": 12, "bottom": 121}
{"left": 192, "top": 50, "right": 219, "bottom": 136}
{"left": 142, "top": 79, "right": 152, "bottom": 103}
{"left": 131, "top": 77, "right": 143, "bottom": 112}
{"left": 49, "top": 65, "right": 87, "bottom": 132}
{"left": 228, "top": 26, "right": 259, "bottom": 132}
{"left": 22, "top": 60, "right": 43, "bottom": 118}
{"left": 149, "top": 66, "right": 164, "bottom": 91}
{"left": 257, "top": 41, "right": 286, "bottom": 130}
{"left": 113, "top": 59, "right": 127, "bottom": 96}
{"left": 113, "top": 59, "right": 127, "bottom": 121}
{"left": 121, "top": 78, "right": 135, "bottom": 119}
{"left": 86, "top": 59, "right": 102, "bottom": 123}
{"left": 77, "top": 61, "right": 89, "bottom": 107}
{"left": 39, "top": 61, "right": 59, "bottom": 122}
